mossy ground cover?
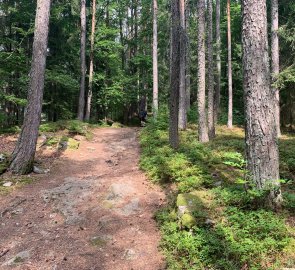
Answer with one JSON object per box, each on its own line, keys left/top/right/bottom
{"left": 140, "top": 112, "right": 295, "bottom": 270}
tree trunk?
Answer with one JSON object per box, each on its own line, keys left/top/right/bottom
{"left": 78, "top": 0, "right": 87, "bottom": 121}
{"left": 169, "top": 0, "right": 180, "bottom": 149}
{"left": 215, "top": 0, "right": 221, "bottom": 124}
{"left": 227, "top": 0, "right": 233, "bottom": 129}
{"left": 152, "top": 0, "right": 159, "bottom": 119}
{"left": 242, "top": 0, "right": 282, "bottom": 208}
{"left": 271, "top": 0, "right": 281, "bottom": 137}
{"left": 197, "top": 0, "right": 209, "bottom": 142}
{"left": 207, "top": 0, "right": 215, "bottom": 139}
{"left": 85, "top": 0, "right": 96, "bottom": 122}
{"left": 9, "top": 0, "right": 51, "bottom": 174}
{"left": 185, "top": 0, "right": 191, "bottom": 112}
{"left": 178, "top": 0, "right": 187, "bottom": 130}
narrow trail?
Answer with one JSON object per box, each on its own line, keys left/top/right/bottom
{"left": 0, "top": 128, "right": 166, "bottom": 270}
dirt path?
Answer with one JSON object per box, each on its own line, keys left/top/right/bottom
{"left": 0, "top": 128, "right": 166, "bottom": 270}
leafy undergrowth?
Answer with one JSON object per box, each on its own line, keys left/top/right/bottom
{"left": 39, "top": 120, "right": 97, "bottom": 136}
{"left": 140, "top": 111, "right": 295, "bottom": 270}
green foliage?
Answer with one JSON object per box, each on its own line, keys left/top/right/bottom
{"left": 222, "top": 152, "right": 246, "bottom": 170}
{"left": 283, "top": 192, "right": 295, "bottom": 210}
{"left": 141, "top": 119, "right": 295, "bottom": 270}
{"left": 156, "top": 204, "right": 292, "bottom": 270}
{"left": 39, "top": 120, "right": 90, "bottom": 135}
{"left": 140, "top": 110, "right": 208, "bottom": 192}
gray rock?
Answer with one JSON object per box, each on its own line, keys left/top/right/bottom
{"left": 0, "top": 154, "right": 5, "bottom": 163}
{"left": 59, "top": 141, "right": 68, "bottom": 150}
{"left": 122, "top": 249, "right": 137, "bottom": 260}
{"left": 213, "top": 181, "right": 223, "bottom": 187}
{"left": 2, "top": 250, "right": 30, "bottom": 266}
{"left": 177, "top": 205, "right": 188, "bottom": 217}
{"left": 42, "top": 177, "right": 95, "bottom": 225}
{"left": 205, "top": 218, "right": 216, "bottom": 226}
{"left": 106, "top": 183, "right": 135, "bottom": 201}
{"left": 11, "top": 207, "right": 24, "bottom": 215}
{"left": 33, "top": 166, "right": 49, "bottom": 174}
{"left": 118, "top": 198, "right": 140, "bottom": 216}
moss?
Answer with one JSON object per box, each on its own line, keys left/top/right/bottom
{"left": 112, "top": 122, "right": 124, "bottom": 128}
{"left": 90, "top": 237, "right": 107, "bottom": 247}
{"left": 45, "top": 136, "right": 60, "bottom": 146}
{"left": 101, "top": 200, "right": 114, "bottom": 209}
{"left": 0, "top": 163, "right": 8, "bottom": 175}
{"left": 67, "top": 138, "right": 80, "bottom": 150}
{"left": 18, "top": 176, "right": 35, "bottom": 185}
{"left": 181, "top": 213, "right": 196, "bottom": 228}
{"left": 85, "top": 132, "right": 94, "bottom": 141}
{"left": 169, "top": 209, "right": 178, "bottom": 220}
{"left": 177, "top": 190, "right": 214, "bottom": 212}
{"left": 13, "top": 256, "right": 25, "bottom": 263}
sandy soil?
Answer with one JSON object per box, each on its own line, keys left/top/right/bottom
{"left": 0, "top": 128, "right": 166, "bottom": 270}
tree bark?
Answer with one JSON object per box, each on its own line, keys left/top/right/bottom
{"left": 215, "top": 0, "right": 221, "bottom": 124}
{"left": 78, "top": 0, "right": 87, "bottom": 121}
{"left": 85, "top": 0, "right": 97, "bottom": 122}
{"left": 10, "top": 0, "right": 51, "bottom": 174}
{"left": 197, "top": 0, "right": 209, "bottom": 142}
{"left": 185, "top": 0, "right": 191, "bottom": 112}
{"left": 271, "top": 0, "right": 281, "bottom": 137}
{"left": 169, "top": 0, "right": 180, "bottom": 149}
{"left": 207, "top": 0, "right": 215, "bottom": 139}
{"left": 152, "top": 0, "right": 159, "bottom": 119}
{"left": 178, "top": 0, "right": 187, "bottom": 130}
{"left": 242, "top": 0, "right": 282, "bottom": 208}
{"left": 227, "top": 0, "right": 233, "bottom": 129}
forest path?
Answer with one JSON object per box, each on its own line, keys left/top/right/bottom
{"left": 0, "top": 128, "right": 166, "bottom": 270}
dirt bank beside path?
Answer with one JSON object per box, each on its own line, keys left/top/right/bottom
{"left": 0, "top": 128, "right": 166, "bottom": 270}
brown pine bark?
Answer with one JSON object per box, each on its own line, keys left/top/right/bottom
{"left": 152, "top": 0, "right": 159, "bottom": 119}
{"left": 242, "top": 0, "right": 282, "bottom": 208}
{"left": 85, "top": 0, "right": 97, "bottom": 122}
{"left": 78, "top": 0, "right": 87, "bottom": 121}
{"left": 207, "top": 0, "right": 215, "bottom": 139}
{"left": 169, "top": 0, "right": 180, "bottom": 149}
{"left": 197, "top": 0, "right": 209, "bottom": 142}
{"left": 178, "top": 0, "right": 187, "bottom": 130}
{"left": 271, "top": 0, "right": 281, "bottom": 137}
{"left": 185, "top": 0, "right": 191, "bottom": 112}
{"left": 215, "top": 0, "right": 221, "bottom": 124}
{"left": 10, "top": 0, "right": 51, "bottom": 174}
{"left": 227, "top": 0, "right": 233, "bottom": 129}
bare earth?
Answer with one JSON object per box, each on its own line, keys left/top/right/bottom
{"left": 0, "top": 128, "right": 166, "bottom": 270}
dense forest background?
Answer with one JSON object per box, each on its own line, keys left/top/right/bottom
{"left": 0, "top": 0, "right": 294, "bottom": 129}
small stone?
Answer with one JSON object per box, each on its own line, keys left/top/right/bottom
{"left": 3, "top": 182, "right": 13, "bottom": 187}
{"left": 0, "top": 154, "right": 5, "bottom": 163}
{"left": 205, "top": 218, "right": 216, "bottom": 226}
{"left": 213, "top": 181, "right": 223, "bottom": 187}
{"left": 122, "top": 249, "right": 137, "bottom": 260}
{"left": 177, "top": 205, "right": 187, "bottom": 217}
{"left": 33, "top": 166, "right": 46, "bottom": 174}
{"left": 2, "top": 250, "right": 30, "bottom": 266}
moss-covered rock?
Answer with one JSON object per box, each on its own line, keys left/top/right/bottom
{"left": 181, "top": 213, "right": 197, "bottom": 228}
{"left": 176, "top": 190, "right": 215, "bottom": 228}
{"left": 111, "top": 122, "right": 124, "bottom": 128}
{"left": 67, "top": 138, "right": 80, "bottom": 150}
